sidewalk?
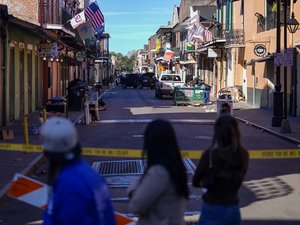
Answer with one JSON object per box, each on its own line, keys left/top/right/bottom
{"left": 233, "top": 101, "right": 300, "bottom": 145}
{"left": 1, "top": 97, "right": 300, "bottom": 200}
{"left": 0, "top": 85, "right": 111, "bottom": 199}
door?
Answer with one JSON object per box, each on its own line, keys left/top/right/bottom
{"left": 27, "top": 51, "right": 32, "bottom": 113}
{"left": 9, "top": 47, "right": 15, "bottom": 121}
{"left": 20, "top": 49, "right": 25, "bottom": 117}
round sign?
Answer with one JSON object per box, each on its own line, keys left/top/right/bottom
{"left": 76, "top": 51, "right": 84, "bottom": 62}
{"left": 254, "top": 44, "right": 266, "bottom": 57}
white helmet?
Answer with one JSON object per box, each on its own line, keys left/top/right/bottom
{"left": 40, "top": 117, "right": 78, "bottom": 160}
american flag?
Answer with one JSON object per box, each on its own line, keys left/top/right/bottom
{"left": 85, "top": 2, "right": 104, "bottom": 29}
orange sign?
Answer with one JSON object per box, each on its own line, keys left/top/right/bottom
{"left": 7, "top": 173, "right": 49, "bottom": 208}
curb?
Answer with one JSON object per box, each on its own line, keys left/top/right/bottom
{"left": 235, "top": 116, "right": 300, "bottom": 145}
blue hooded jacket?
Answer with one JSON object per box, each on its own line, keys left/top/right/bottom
{"left": 43, "top": 158, "right": 116, "bottom": 225}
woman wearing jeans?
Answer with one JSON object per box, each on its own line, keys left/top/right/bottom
{"left": 193, "top": 115, "right": 249, "bottom": 225}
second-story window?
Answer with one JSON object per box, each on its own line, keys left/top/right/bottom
{"left": 259, "top": 0, "right": 291, "bottom": 32}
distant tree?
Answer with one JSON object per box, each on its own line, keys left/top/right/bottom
{"left": 110, "top": 51, "right": 136, "bottom": 72}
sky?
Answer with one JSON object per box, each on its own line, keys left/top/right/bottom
{"left": 96, "top": 0, "right": 181, "bottom": 56}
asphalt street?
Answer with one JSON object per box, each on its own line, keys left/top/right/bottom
{"left": 0, "top": 85, "right": 299, "bottom": 225}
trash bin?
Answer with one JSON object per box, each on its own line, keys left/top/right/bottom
{"left": 46, "top": 97, "right": 67, "bottom": 113}
{"left": 174, "top": 86, "right": 208, "bottom": 106}
{"left": 217, "top": 97, "right": 233, "bottom": 117}
{"left": 67, "top": 79, "right": 87, "bottom": 111}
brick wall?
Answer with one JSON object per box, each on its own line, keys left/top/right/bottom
{"left": 0, "top": 0, "right": 39, "bottom": 25}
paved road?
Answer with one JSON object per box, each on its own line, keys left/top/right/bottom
{"left": 0, "top": 85, "right": 299, "bottom": 225}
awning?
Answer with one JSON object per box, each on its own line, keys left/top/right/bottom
{"left": 43, "top": 23, "right": 75, "bottom": 37}
{"left": 245, "top": 55, "right": 274, "bottom": 66}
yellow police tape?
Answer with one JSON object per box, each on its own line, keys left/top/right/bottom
{"left": 0, "top": 142, "right": 300, "bottom": 159}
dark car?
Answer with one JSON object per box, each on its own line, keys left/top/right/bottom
{"left": 138, "top": 72, "right": 156, "bottom": 89}
{"left": 122, "top": 73, "right": 139, "bottom": 89}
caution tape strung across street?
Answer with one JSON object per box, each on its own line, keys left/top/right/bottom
{"left": 0, "top": 143, "right": 300, "bottom": 159}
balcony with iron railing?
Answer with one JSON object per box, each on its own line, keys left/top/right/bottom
{"left": 225, "top": 29, "right": 245, "bottom": 46}
{"left": 39, "top": 2, "right": 78, "bottom": 25}
{"left": 209, "top": 25, "right": 226, "bottom": 40}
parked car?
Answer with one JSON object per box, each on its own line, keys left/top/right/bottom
{"left": 122, "top": 73, "right": 139, "bottom": 89}
{"left": 138, "top": 72, "right": 156, "bottom": 89}
{"left": 155, "top": 74, "right": 185, "bottom": 98}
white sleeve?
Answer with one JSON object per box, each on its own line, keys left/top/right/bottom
{"left": 128, "top": 165, "right": 170, "bottom": 215}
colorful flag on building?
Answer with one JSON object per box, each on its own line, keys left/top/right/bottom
{"left": 77, "top": 20, "right": 95, "bottom": 40}
{"left": 205, "top": 28, "right": 214, "bottom": 42}
{"left": 85, "top": 2, "right": 105, "bottom": 29}
{"left": 155, "top": 39, "right": 161, "bottom": 54}
{"left": 95, "top": 24, "right": 105, "bottom": 40}
{"left": 70, "top": 11, "right": 86, "bottom": 29}
{"left": 193, "top": 25, "right": 205, "bottom": 42}
{"left": 187, "top": 24, "right": 197, "bottom": 43}
{"left": 163, "top": 48, "right": 174, "bottom": 62}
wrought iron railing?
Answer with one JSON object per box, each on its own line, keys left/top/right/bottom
{"left": 210, "top": 26, "right": 226, "bottom": 39}
{"left": 225, "top": 29, "right": 244, "bottom": 45}
{"left": 39, "top": 2, "right": 78, "bottom": 25}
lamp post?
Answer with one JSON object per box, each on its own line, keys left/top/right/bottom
{"left": 272, "top": 0, "right": 283, "bottom": 127}
{"left": 281, "top": 1, "right": 300, "bottom": 133}
{"left": 287, "top": 12, "right": 299, "bottom": 116}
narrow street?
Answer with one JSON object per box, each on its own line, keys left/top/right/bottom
{"left": 0, "top": 85, "right": 299, "bottom": 225}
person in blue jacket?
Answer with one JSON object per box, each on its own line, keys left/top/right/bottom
{"left": 40, "top": 117, "right": 116, "bottom": 225}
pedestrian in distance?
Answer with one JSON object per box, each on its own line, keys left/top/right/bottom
{"left": 40, "top": 117, "right": 116, "bottom": 225}
{"left": 127, "top": 119, "right": 189, "bottom": 225}
{"left": 192, "top": 115, "right": 249, "bottom": 225}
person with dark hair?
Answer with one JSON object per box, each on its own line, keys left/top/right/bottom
{"left": 193, "top": 115, "right": 249, "bottom": 225}
{"left": 127, "top": 119, "right": 189, "bottom": 225}
{"left": 40, "top": 117, "right": 116, "bottom": 225}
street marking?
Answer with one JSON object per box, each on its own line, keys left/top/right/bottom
{"left": 1, "top": 143, "right": 300, "bottom": 159}
{"left": 94, "top": 119, "right": 215, "bottom": 124}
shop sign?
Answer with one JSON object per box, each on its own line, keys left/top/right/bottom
{"left": 37, "top": 42, "right": 58, "bottom": 58}
{"left": 254, "top": 44, "right": 266, "bottom": 57}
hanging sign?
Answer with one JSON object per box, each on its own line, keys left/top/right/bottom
{"left": 274, "top": 53, "right": 283, "bottom": 66}
{"left": 76, "top": 51, "right": 85, "bottom": 62}
{"left": 284, "top": 48, "right": 294, "bottom": 66}
{"left": 254, "top": 44, "right": 266, "bottom": 57}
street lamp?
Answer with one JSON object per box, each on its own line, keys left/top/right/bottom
{"left": 272, "top": 0, "right": 283, "bottom": 127}
{"left": 280, "top": 3, "right": 299, "bottom": 133}
{"left": 287, "top": 12, "right": 299, "bottom": 116}
{"left": 287, "top": 12, "right": 299, "bottom": 34}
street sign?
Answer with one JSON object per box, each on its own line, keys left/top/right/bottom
{"left": 274, "top": 53, "right": 283, "bottom": 66}
{"left": 284, "top": 48, "right": 294, "bottom": 66}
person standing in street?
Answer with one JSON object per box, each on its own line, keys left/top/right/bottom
{"left": 193, "top": 115, "right": 249, "bottom": 225}
{"left": 40, "top": 117, "right": 116, "bottom": 225}
{"left": 127, "top": 119, "right": 189, "bottom": 225}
